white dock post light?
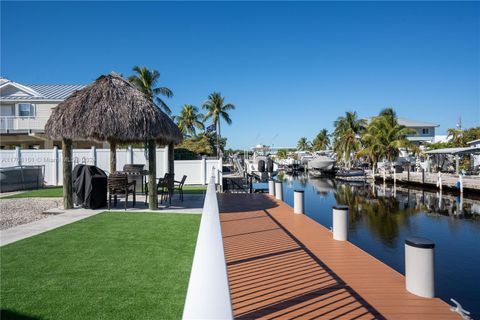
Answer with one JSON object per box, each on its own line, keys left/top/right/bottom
{"left": 293, "top": 190, "right": 304, "bottom": 214}
{"left": 405, "top": 237, "right": 435, "bottom": 298}
{"left": 268, "top": 179, "right": 275, "bottom": 196}
{"left": 332, "top": 205, "right": 349, "bottom": 241}
{"left": 275, "top": 181, "right": 283, "bottom": 201}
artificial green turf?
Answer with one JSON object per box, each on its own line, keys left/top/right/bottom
{"left": 181, "top": 185, "right": 207, "bottom": 194}
{"left": 0, "top": 212, "right": 200, "bottom": 320}
{"left": 3, "top": 185, "right": 206, "bottom": 199}
{"left": 3, "top": 186, "right": 63, "bottom": 198}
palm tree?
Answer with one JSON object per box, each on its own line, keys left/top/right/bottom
{"left": 297, "top": 137, "right": 311, "bottom": 151}
{"left": 333, "top": 111, "right": 366, "bottom": 168}
{"left": 359, "top": 109, "right": 417, "bottom": 170}
{"left": 312, "top": 129, "right": 330, "bottom": 151}
{"left": 174, "top": 104, "right": 204, "bottom": 137}
{"left": 447, "top": 127, "right": 463, "bottom": 146}
{"left": 276, "top": 149, "right": 287, "bottom": 159}
{"left": 128, "top": 66, "right": 173, "bottom": 115}
{"left": 202, "top": 92, "right": 235, "bottom": 157}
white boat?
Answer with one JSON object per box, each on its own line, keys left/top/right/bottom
{"left": 244, "top": 144, "right": 278, "bottom": 180}
{"left": 308, "top": 155, "right": 336, "bottom": 171}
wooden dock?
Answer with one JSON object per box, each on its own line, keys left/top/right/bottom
{"left": 375, "top": 172, "right": 480, "bottom": 194}
{"left": 219, "top": 193, "right": 459, "bottom": 319}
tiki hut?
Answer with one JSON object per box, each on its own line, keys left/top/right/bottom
{"left": 45, "top": 72, "right": 182, "bottom": 209}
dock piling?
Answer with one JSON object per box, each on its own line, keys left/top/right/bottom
{"left": 293, "top": 190, "right": 304, "bottom": 214}
{"left": 275, "top": 181, "right": 283, "bottom": 201}
{"left": 268, "top": 179, "right": 275, "bottom": 196}
{"left": 332, "top": 205, "right": 349, "bottom": 241}
{"left": 405, "top": 237, "right": 435, "bottom": 298}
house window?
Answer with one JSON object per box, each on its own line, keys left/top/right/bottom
{"left": 17, "top": 103, "right": 35, "bottom": 117}
{"left": 0, "top": 105, "right": 14, "bottom": 116}
{"left": 422, "top": 128, "right": 429, "bottom": 135}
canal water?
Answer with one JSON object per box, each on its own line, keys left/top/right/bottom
{"left": 280, "top": 174, "right": 480, "bottom": 318}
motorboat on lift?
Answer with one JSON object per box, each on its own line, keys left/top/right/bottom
{"left": 307, "top": 151, "right": 336, "bottom": 176}
{"left": 244, "top": 144, "right": 279, "bottom": 181}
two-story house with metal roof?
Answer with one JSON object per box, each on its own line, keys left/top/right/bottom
{"left": 396, "top": 118, "right": 439, "bottom": 144}
{"left": 366, "top": 116, "right": 439, "bottom": 145}
{"left": 0, "top": 78, "right": 105, "bottom": 149}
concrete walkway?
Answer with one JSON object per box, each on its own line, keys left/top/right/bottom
{"left": 1, "top": 194, "right": 204, "bottom": 247}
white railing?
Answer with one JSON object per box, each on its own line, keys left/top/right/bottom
{"left": 182, "top": 175, "right": 232, "bottom": 320}
{"left": 0, "top": 116, "right": 50, "bottom": 132}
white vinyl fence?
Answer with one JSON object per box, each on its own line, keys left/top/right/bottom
{"left": 0, "top": 147, "right": 222, "bottom": 186}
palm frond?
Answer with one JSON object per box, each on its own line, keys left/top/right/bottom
{"left": 153, "top": 87, "right": 173, "bottom": 98}
{"left": 155, "top": 97, "right": 172, "bottom": 115}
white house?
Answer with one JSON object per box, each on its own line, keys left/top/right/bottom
{"left": 366, "top": 116, "right": 439, "bottom": 145}
{"left": 0, "top": 78, "right": 104, "bottom": 149}
{"left": 396, "top": 118, "right": 439, "bottom": 144}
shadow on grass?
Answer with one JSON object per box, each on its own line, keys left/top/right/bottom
{"left": 1, "top": 309, "right": 40, "bottom": 320}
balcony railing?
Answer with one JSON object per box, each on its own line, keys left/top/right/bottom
{"left": 0, "top": 116, "right": 50, "bottom": 132}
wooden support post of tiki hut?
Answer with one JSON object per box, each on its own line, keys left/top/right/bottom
{"left": 62, "top": 138, "right": 73, "bottom": 209}
{"left": 109, "top": 141, "right": 117, "bottom": 173}
{"left": 148, "top": 140, "right": 158, "bottom": 209}
{"left": 168, "top": 142, "right": 175, "bottom": 176}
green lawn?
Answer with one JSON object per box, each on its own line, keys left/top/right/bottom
{"left": 181, "top": 185, "right": 207, "bottom": 194}
{"left": 2, "top": 186, "right": 64, "bottom": 198}
{"left": 3, "top": 185, "right": 207, "bottom": 199}
{"left": 0, "top": 212, "right": 200, "bottom": 320}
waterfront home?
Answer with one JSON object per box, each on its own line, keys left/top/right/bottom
{"left": 366, "top": 116, "right": 439, "bottom": 145}
{"left": 397, "top": 117, "right": 439, "bottom": 144}
{"left": 0, "top": 78, "right": 103, "bottom": 149}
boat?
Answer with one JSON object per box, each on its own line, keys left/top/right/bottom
{"left": 336, "top": 169, "right": 365, "bottom": 177}
{"left": 307, "top": 155, "right": 336, "bottom": 171}
{"left": 244, "top": 144, "right": 279, "bottom": 181}
{"left": 278, "top": 156, "right": 303, "bottom": 174}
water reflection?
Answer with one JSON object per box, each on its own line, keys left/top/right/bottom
{"left": 334, "top": 183, "right": 417, "bottom": 247}
{"left": 281, "top": 174, "right": 480, "bottom": 317}
{"left": 283, "top": 175, "right": 480, "bottom": 247}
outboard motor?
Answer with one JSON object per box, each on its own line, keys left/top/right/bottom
{"left": 258, "top": 160, "right": 266, "bottom": 172}
{"left": 267, "top": 159, "right": 274, "bottom": 173}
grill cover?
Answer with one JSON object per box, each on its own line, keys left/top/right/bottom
{"left": 73, "top": 164, "right": 107, "bottom": 209}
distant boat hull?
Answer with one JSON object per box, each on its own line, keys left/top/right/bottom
{"left": 308, "top": 156, "right": 336, "bottom": 171}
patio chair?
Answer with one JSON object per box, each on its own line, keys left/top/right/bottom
{"left": 107, "top": 173, "right": 136, "bottom": 210}
{"left": 159, "top": 173, "right": 175, "bottom": 205}
{"left": 144, "top": 173, "right": 175, "bottom": 205}
{"left": 174, "top": 175, "right": 187, "bottom": 201}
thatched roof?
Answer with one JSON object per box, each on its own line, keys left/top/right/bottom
{"left": 45, "top": 73, "right": 182, "bottom": 145}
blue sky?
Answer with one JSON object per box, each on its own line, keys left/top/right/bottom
{"left": 1, "top": 1, "right": 479, "bottom": 149}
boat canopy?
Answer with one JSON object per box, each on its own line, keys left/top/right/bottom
{"left": 425, "top": 146, "right": 480, "bottom": 155}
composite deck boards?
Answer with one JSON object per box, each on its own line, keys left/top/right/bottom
{"left": 219, "top": 193, "right": 458, "bottom": 320}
